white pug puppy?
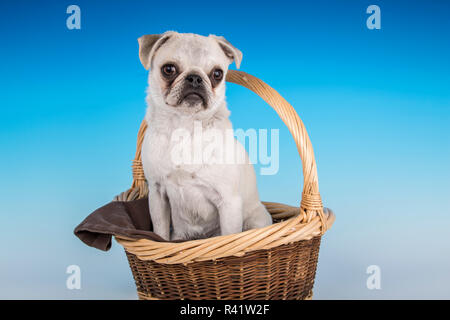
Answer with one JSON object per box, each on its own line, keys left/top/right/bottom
{"left": 138, "top": 31, "right": 272, "bottom": 241}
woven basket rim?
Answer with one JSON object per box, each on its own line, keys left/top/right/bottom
{"left": 116, "top": 203, "right": 334, "bottom": 264}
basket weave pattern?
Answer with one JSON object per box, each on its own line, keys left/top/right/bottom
{"left": 114, "top": 70, "right": 335, "bottom": 299}
{"left": 126, "top": 237, "right": 321, "bottom": 300}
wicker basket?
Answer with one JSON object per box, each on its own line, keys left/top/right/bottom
{"left": 114, "top": 70, "right": 335, "bottom": 300}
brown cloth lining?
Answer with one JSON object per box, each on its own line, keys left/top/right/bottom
{"left": 74, "top": 198, "right": 174, "bottom": 251}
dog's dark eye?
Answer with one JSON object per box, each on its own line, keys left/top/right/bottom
{"left": 212, "top": 69, "right": 223, "bottom": 81}
{"left": 161, "top": 64, "right": 177, "bottom": 77}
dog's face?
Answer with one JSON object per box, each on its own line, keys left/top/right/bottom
{"left": 138, "top": 32, "right": 242, "bottom": 115}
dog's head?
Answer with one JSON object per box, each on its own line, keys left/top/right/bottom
{"left": 138, "top": 31, "right": 242, "bottom": 115}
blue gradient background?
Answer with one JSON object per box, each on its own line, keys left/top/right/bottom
{"left": 0, "top": 0, "right": 449, "bottom": 299}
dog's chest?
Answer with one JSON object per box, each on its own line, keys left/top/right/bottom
{"left": 142, "top": 129, "right": 176, "bottom": 178}
{"left": 142, "top": 124, "right": 224, "bottom": 180}
{"left": 142, "top": 125, "right": 221, "bottom": 236}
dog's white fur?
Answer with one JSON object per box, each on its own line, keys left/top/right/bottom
{"left": 139, "top": 31, "right": 272, "bottom": 241}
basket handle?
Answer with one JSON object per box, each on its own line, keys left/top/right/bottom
{"left": 117, "top": 70, "right": 327, "bottom": 232}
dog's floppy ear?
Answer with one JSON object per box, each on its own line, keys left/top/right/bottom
{"left": 138, "top": 31, "right": 176, "bottom": 70}
{"left": 210, "top": 35, "right": 243, "bottom": 69}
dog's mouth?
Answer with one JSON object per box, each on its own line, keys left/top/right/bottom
{"left": 180, "top": 91, "right": 206, "bottom": 106}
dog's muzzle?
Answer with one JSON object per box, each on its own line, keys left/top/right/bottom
{"left": 180, "top": 73, "right": 207, "bottom": 106}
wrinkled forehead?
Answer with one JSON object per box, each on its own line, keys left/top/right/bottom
{"left": 153, "top": 34, "right": 228, "bottom": 71}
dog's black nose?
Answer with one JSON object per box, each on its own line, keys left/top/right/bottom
{"left": 186, "top": 74, "right": 203, "bottom": 87}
